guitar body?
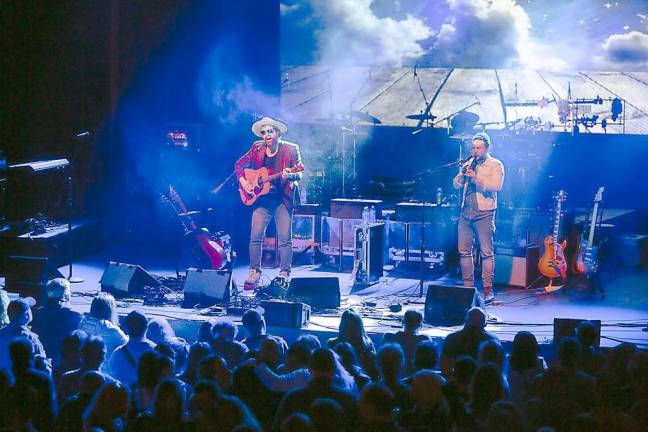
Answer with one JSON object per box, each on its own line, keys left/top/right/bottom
{"left": 538, "top": 235, "right": 568, "bottom": 280}
{"left": 185, "top": 229, "right": 228, "bottom": 270}
{"left": 240, "top": 167, "right": 272, "bottom": 206}
{"left": 239, "top": 165, "right": 304, "bottom": 206}
{"left": 574, "top": 245, "right": 599, "bottom": 275}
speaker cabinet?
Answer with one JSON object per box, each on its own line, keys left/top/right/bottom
{"left": 424, "top": 284, "right": 482, "bottom": 326}
{"left": 494, "top": 245, "right": 540, "bottom": 287}
{"left": 288, "top": 276, "right": 341, "bottom": 310}
{"left": 182, "top": 268, "right": 232, "bottom": 307}
{"left": 553, "top": 318, "right": 601, "bottom": 347}
{"left": 5, "top": 255, "right": 64, "bottom": 301}
{"left": 260, "top": 300, "right": 311, "bottom": 328}
{"left": 99, "top": 261, "right": 159, "bottom": 297}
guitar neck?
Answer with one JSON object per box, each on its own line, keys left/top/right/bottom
{"left": 552, "top": 201, "right": 562, "bottom": 245}
{"left": 586, "top": 202, "right": 599, "bottom": 247}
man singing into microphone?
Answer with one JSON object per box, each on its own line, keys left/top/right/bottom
{"left": 453, "top": 132, "right": 504, "bottom": 303}
{"left": 235, "top": 116, "right": 303, "bottom": 289}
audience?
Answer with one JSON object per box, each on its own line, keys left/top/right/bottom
{"left": 327, "top": 308, "right": 379, "bottom": 379}
{"left": 107, "top": 310, "right": 155, "bottom": 386}
{"left": 0, "top": 297, "right": 48, "bottom": 372}
{"left": 31, "top": 278, "right": 83, "bottom": 366}
{"left": 78, "top": 292, "right": 128, "bottom": 355}
{"left": 382, "top": 310, "right": 431, "bottom": 375}
{"left": 0, "top": 288, "right": 645, "bottom": 432}
{"left": 440, "top": 306, "right": 499, "bottom": 377}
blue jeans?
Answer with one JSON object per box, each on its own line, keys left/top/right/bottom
{"left": 458, "top": 209, "right": 495, "bottom": 289}
{"left": 249, "top": 200, "right": 293, "bottom": 273}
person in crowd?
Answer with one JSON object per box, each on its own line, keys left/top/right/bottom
{"left": 7, "top": 337, "right": 57, "bottom": 431}
{"left": 484, "top": 400, "right": 525, "bottom": 432}
{"left": 58, "top": 335, "right": 107, "bottom": 401}
{"left": 241, "top": 308, "right": 288, "bottom": 354}
{"left": 440, "top": 307, "right": 499, "bottom": 376}
{"left": 197, "top": 319, "right": 214, "bottom": 344}
{"left": 332, "top": 341, "right": 371, "bottom": 391}
{"left": 280, "top": 412, "right": 313, "bottom": 432}
{"left": 56, "top": 370, "right": 106, "bottom": 432}
{"left": 83, "top": 380, "right": 130, "bottom": 432}
{"left": 133, "top": 350, "right": 174, "bottom": 415}
{"left": 308, "top": 397, "right": 346, "bottom": 432}
{"left": 187, "top": 379, "right": 221, "bottom": 427}
{"left": 179, "top": 341, "right": 212, "bottom": 388}
{"left": 216, "top": 393, "right": 263, "bottom": 431}
{"left": 506, "top": 331, "right": 546, "bottom": 414}
{"left": 327, "top": 308, "right": 378, "bottom": 379}
{"left": 211, "top": 318, "right": 249, "bottom": 368}
{"left": 130, "top": 378, "right": 189, "bottom": 432}
{"left": 376, "top": 343, "right": 412, "bottom": 413}
{"left": 400, "top": 370, "right": 451, "bottom": 432}
{"left": 576, "top": 320, "right": 604, "bottom": 376}
{"left": 0, "top": 297, "right": 48, "bottom": 372}
{"left": 78, "top": 292, "right": 128, "bottom": 356}
{"left": 53, "top": 330, "right": 87, "bottom": 387}
{"left": 357, "top": 382, "right": 404, "bottom": 432}
{"left": 146, "top": 317, "right": 189, "bottom": 374}
{"left": 107, "top": 310, "right": 155, "bottom": 386}
{"left": 382, "top": 309, "right": 431, "bottom": 375}
{"left": 273, "top": 348, "right": 358, "bottom": 431}
{"left": 198, "top": 353, "right": 232, "bottom": 392}
{"left": 0, "top": 288, "right": 9, "bottom": 326}
{"left": 409, "top": 340, "right": 440, "bottom": 376}
{"left": 31, "top": 278, "right": 83, "bottom": 366}
{"left": 465, "top": 362, "right": 509, "bottom": 430}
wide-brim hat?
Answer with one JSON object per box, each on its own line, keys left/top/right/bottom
{"left": 252, "top": 116, "right": 288, "bottom": 138}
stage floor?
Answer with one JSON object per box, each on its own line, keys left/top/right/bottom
{"left": 5, "top": 243, "right": 646, "bottom": 351}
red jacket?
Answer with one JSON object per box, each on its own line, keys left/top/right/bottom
{"left": 235, "top": 139, "right": 303, "bottom": 210}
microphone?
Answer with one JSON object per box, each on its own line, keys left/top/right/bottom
{"left": 459, "top": 155, "right": 473, "bottom": 165}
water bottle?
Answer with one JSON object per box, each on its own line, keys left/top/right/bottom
{"left": 362, "top": 206, "right": 369, "bottom": 225}
{"left": 436, "top": 187, "right": 443, "bottom": 205}
{"left": 369, "top": 206, "right": 376, "bottom": 223}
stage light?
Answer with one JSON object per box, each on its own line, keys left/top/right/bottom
{"left": 611, "top": 98, "right": 622, "bottom": 121}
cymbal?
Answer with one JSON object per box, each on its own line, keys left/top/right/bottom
{"left": 348, "top": 110, "right": 382, "bottom": 124}
{"left": 314, "top": 117, "right": 351, "bottom": 125}
{"left": 406, "top": 113, "right": 437, "bottom": 121}
{"left": 451, "top": 111, "right": 480, "bottom": 131}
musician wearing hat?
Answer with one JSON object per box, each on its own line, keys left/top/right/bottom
{"left": 235, "top": 116, "right": 303, "bottom": 288}
{"left": 453, "top": 132, "right": 505, "bottom": 303}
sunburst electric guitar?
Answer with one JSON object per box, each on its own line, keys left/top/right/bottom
{"left": 538, "top": 190, "right": 568, "bottom": 293}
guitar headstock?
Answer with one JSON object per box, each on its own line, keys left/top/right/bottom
{"left": 167, "top": 185, "right": 182, "bottom": 206}
{"left": 555, "top": 189, "right": 567, "bottom": 203}
{"left": 594, "top": 186, "right": 604, "bottom": 202}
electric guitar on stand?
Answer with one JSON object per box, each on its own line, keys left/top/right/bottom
{"left": 574, "top": 187, "right": 604, "bottom": 275}
{"left": 161, "top": 186, "right": 232, "bottom": 270}
{"left": 239, "top": 164, "right": 304, "bottom": 205}
{"left": 538, "top": 190, "right": 568, "bottom": 293}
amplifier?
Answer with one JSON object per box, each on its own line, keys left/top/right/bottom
{"left": 330, "top": 198, "right": 383, "bottom": 219}
{"left": 493, "top": 245, "right": 540, "bottom": 287}
{"left": 260, "top": 300, "right": 311, "bottom": 328}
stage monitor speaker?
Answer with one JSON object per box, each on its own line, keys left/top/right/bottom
{"left": 182, "top": 268, "right": 232, "bottom": 307}
{"left": 5, "top": 255, "right": 64, "bottom": 301}
{"left": 553, "top": 318, "right": 602, "bottom": 347}
{"left": 261, "top": 300, "right": 311, "bottom": 328}
{"left": 288, "top": 276, "right": 341, "bottom": 310}
{"left": 424, "top": 284, "right": 482, "bottom": 326}
{"left": 99, "top": 261, "right": 159, "bottom": 297}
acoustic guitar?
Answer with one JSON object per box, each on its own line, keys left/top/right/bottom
{"left": 161, "top": 186, "right": 230, "bottom": 270}
{"left": 574, "top": 187, "right": 604, "bottom": 275}
{"left": 239, "top": 164, "right": 304, "bottom": 205}
{"left": 538, "top": 190, "right": 568, "bottom": 292}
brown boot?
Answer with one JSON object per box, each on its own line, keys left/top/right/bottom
{"left": 244, "top": 269, "right": 261, "bottom": 290}
{"left": 483, "top": 287, "right": 494, "bottom": 304}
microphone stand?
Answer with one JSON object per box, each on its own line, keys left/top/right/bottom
{"left": 411, "top": 159, "right": 465, "bottom": 297}
{"left": 65, "top": 163, "right": 83, "bottom": 283}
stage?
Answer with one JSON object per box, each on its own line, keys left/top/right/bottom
{"left": 6, "top": 242, "right": 646, "bottom": 354}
